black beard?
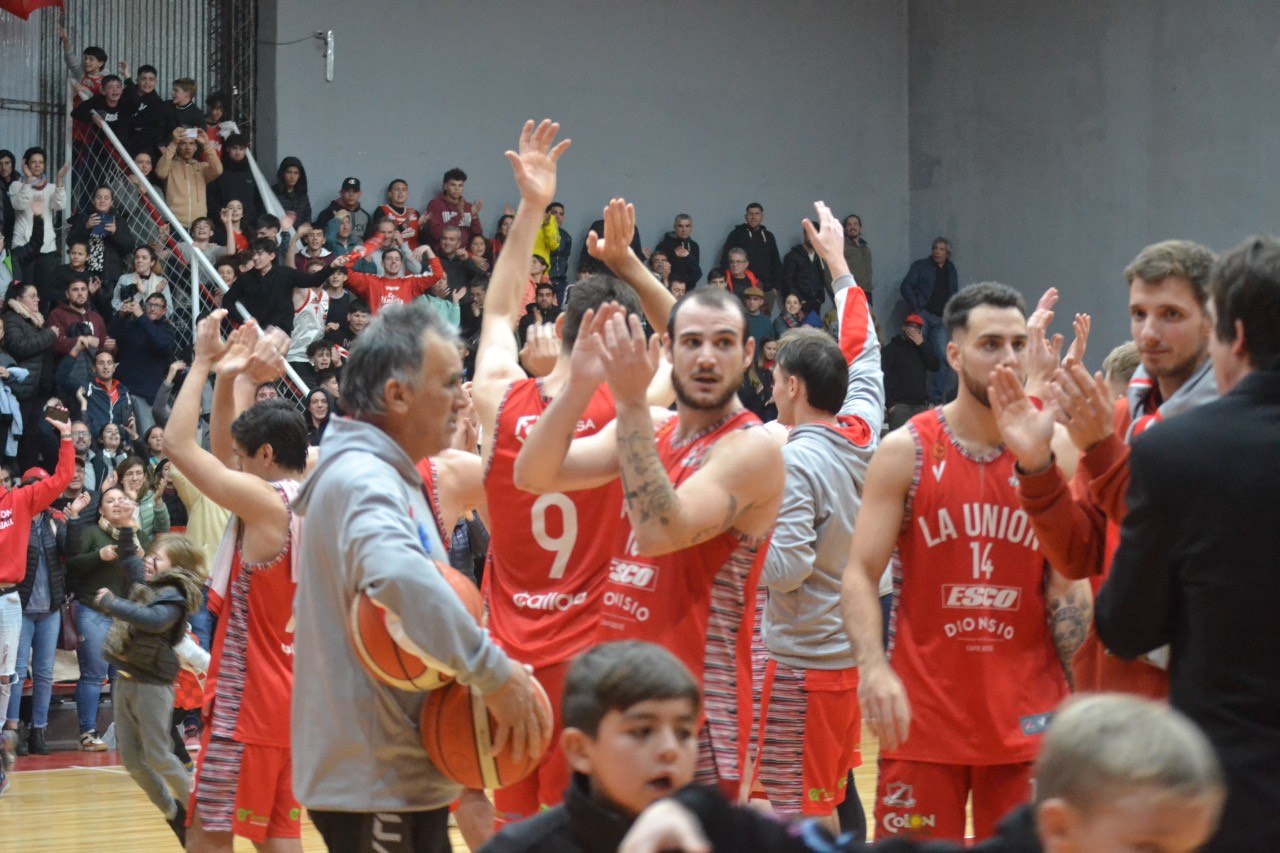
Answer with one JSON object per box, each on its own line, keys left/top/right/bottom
{"left": 673, "top": 371, "right": 738, "bottom": 411}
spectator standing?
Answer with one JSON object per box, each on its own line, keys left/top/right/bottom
{"left": 70, "top": 75, "right": 134, "bottom": 153}
{"left": 161, "top": 78, "right": 203, "bottom": 136}
{"left": 154, "top": 128, "right": 223, "bottom": 228}
{"left": 374, "top": 179, "right": 420, "bottom": 250}
{"left": 423, "top": 167, "right": 484, "bottom": 252}
{"left": 436, "top": 226, "right": 481, "bottom": 294}
{"left": 314, "top": 176, "right": 371, "bottom": 238}
{"left": 271, "top": 156, "right": 311, "bottom": 225}
{"left": 545, "top": 201, "right": 572, "bottom": 298}
{"left": 720, "top": 202, "right": 783, "bottom": 310}
{"left": 67, "top": 186, "right": 135, "bottom": 298}
{"left": 3, "top": 283, "right": 60, "bottom": 470}
{"left": 221, "top": 238, "right": 332, "bottom": 334}
{"left": 882, "top": 313, "right": 940, "bottom": 430}
{"left": 7, "top": 149, "right": 68, "bottom": 294}
{"left": 110, "top": 293, "right": 176, "bottom": 431}
{"left": 76, "top": 351, "right": 133, "bottom": 437}
{"left": 723, "top": 248, "right": 761, "bottom": 302}
{"left": 654, "top": 213, "right": 702, "bottom": 289}
{"left": 782, "top": 231, "right": 831, "bottom": 318}
{"left": 112, "top": 245, "right": 166, "bottom": 312}
{"left": 842, "top": 214, "right": 873, "bottom": 305}
{"left": 207, "top": 133, "right": 261, "bottom": 226}
{"left": 120, "top": 63, "right": 166, "bottom": 159}
{"left": 337, "top": 245, "right": 444, "bottom": 314}
{"left": 899, "top": 237, "right": 959, "bottom": 402}
{"left": 116, "top": 456, "right": 170, "bottom": 544}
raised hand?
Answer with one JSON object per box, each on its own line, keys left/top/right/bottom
{"left": 1064, "top": 312, "right": 1090, "bottom": 366}
{"left": 801, "top": 200, "right": 848, "bottom": 276}
{"left": 597, "top": 310, "right": 660, "bottom": 407}
{"left": 1050, "top": 361, "right": 1114, "bottom": 453}
{"left": 193, "top": 309, "right": 233, "bottom": 364}
{"left": 1025, "top": 290, "right": 1065, "bottom": 399}
{"left": 503, "top": 119, "right": 570, "bottom": 207}
{"left": 519, "top": 322, "right": 559, "bottom": 378}
{"left": 567, "top": 305, "right": 619, "bottom": 389}
{"left": 584, "top": 198, "right": 637, "bottom": 270}
{"left": 989, "top": 365, "right": 1055, "bottom": 473}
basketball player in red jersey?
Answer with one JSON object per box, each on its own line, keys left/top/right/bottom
{"left": 515, "top": 284, "right": 785, "bottom": 800}
{"left": 470, "top": 120, "right": 675, "bottom": 829}
{"left": 840, "top": 282, "right": 1092, "bottom": 842}
{"left": 166, "top": 316, "right": 309, "bottom": 852}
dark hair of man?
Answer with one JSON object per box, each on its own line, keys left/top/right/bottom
{"left": 776, "top": 328, "right": 847, "bottom": 415}
{"left": 206, "top": 92, "right": 226, "bottom": 109}
{"left": 250, "top": 237, "right": 277, "bottom": 258}
{"left": 341, "top": 301, "right": 457, "bottom": 420}
{"left": 137, "top": 64, "right": 157, "bottom": 77}
{"left": 22, "top": 146, "right": 45, "bottom": 164}
{"left": 68, "top": 241, "right": 88, "bottom": 254}
{"left": 943, "top": 281, "right": 1026, "bottom": 336}
{"left": 173, "top": 78, "right": 197, "bottom": 95}
{"left": 306, "top": 339, "right": 333, "bottom": 358}
{"left": 666, "top": 286, "right": 749, "bottom": 341}
{"left": 101, "top": 74, "right": 122, "bottom": 88}
{"left": 224, "top": 132, "right": 248, "bottom": 149}
{"left": 746, "top": 202, "right": 763, "bottom": 213}
{"left": 561, "top": 274, "right": 643, "bottom": 352}
{"left": 255, "top": 213, "right": 281, "bottom": 232}
{"left": 387, "top": 178, "right": 407, "bottom": 192}
{"left": 1124, "top": 239, "right": 1215, "bottom": 304}
{"left": 545, "top": 202, "right": 563, "bottom": 214}
{"left": 443, "top": 167, "right": 467, "bottom": 184}
{"left": 707, "top": 267, "right": 725, "bottom": 281}
{"left": 535, "top": 283, "right": 554, "bottom": 296}
{"left": 382, "top": 247, "right": 403, "bottom": 263}
{"left": 146, "top": 293, "right": 167, "bottom": 309}
{"left": 845, "top": 214, "right": 862, "bottom": 226}
{"left": 1211, "top": 235, "right": 1280, "bottom": 372}
{"left": 230, "top": 399, "right": 308, "bottom": 472}
{"left": 83, "top": 46, "right": 107, "bottom": 64}
{"left": 348, "top": 299, "right": 370, "bottom": 315}
{"left": 561, "top": 641, "right": 701, "bottom": 738}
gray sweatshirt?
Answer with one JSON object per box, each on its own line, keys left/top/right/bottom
{"left": 291, "top": 416, "right": 512, "bottom": 811}
{"left": 763, "top": 275, "right": 884, "bottom": 669}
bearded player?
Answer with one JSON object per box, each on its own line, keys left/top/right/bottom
{"left": 841, "top": 282, "right": 1092, "bottom": 841}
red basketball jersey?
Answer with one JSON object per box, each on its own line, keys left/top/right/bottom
{"left": 885, "top": 409, "right": 1068, "bottom": 765}
{"left": 483, "top": 378, "right": 623, "bottom": 668}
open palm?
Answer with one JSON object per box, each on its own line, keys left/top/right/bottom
{"left": 504, "top": 120, "right": 570, "bottom": 206}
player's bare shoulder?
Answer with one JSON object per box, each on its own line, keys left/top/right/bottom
{"left": 865, "top": 423, "right": 918, "bottom": 498}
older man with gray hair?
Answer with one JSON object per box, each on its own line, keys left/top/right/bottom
{"left": 292, "top": 301, "right": 549, "bottom": 852}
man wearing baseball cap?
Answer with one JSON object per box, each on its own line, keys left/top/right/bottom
{"left": 882, "top": 313, "right": 940, "bottom": 430}
{"left": 743, "top": 286, "right": 773, "bottom": 355}
{"left": 314, "top": 175, "right": 372, "bottom": 239}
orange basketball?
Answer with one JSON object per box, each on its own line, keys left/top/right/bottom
{"left": 420, "top": 675, "right": 552, "bottom": 790}
{"left": 350, "top": 560, "right": 484, "bottom": 691}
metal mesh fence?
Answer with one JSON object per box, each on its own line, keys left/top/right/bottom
{"left": 73, "top": 121, "right": 310, "bottom": 405}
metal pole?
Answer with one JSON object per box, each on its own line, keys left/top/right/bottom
{"left": 190, "top": 247, "right": 201, "bottom": 351}
{"left": 62, "top": 83, "right": 73, "bottom": 258}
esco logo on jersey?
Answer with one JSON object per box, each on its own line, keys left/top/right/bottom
{"left": 941, "top": 584, "right": 1022, "bottom": 611}
{"left": 608, "top": 560, "right": 658, "bottom": 592}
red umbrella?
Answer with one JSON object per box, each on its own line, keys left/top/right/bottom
{"left": 0, "top": 0, "right": 63, "bottom": 20}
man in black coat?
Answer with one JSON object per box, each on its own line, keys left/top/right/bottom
{"left": 899, "top": 237, "right": 958, "bottom": 402}
{"left": 653, "top": 214, "right": 702, "bottom": 288}
{"left": 1096, "top": 235, "right": 1280, "bottom": 852}
{"left": 221, "top": 238, "right": 331, "bottom": 335}
{"left": 882, "top": 314, "right": 940, "bottom": 430}
{"left": 719, "top": 202, "right": 782, "bottom": 310}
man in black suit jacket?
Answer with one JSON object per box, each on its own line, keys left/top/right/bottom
{"left": 1096, "top": 234, "right": 1280, "bottom": 852}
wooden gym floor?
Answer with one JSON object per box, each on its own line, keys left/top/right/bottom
{"left": 1, "top": 738, "right": 884, "bottom": 851}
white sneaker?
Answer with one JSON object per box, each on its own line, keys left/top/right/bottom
{"left": 79, "top": 730, "right": 108, "bottom": 752}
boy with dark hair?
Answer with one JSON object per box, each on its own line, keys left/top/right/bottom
{"left": 121, "top": 63, "right": 168, "bottom": 158}
{"left": 424, "top": 166, "right": 483, "bottom": 251}
{"left": 482, "top": 641, "right": 701, "bottom": 852}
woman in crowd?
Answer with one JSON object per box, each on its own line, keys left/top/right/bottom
{"left": 67, "top": 486, "right": 142, "bottom": 751}
{"left": 774, "top": 292, "right": 818, "bottom": 339}
{"left": 141, "top": 425, "right": 165, "bottom": 467}
{"left": 216, "top": 199, "right": 249, "bottom": 254}
{"left": 127, "top": 151, "right": 162, "bottom": 194}
{"left": 116, "top": 455, "right": 170, "bottom": 545}
{"left": 180, "top": 216, "right": 226, "bottom": 268}
{"left": 67, "top": 186, "right": 135, "bottom": 300}
{"left": 3, "top": 282, "right": 59, "bottom": 468}
{"left": 112, "top": 245, "right": 166, "bottom": 311}
{"left": 88, "top": 423, "right": 129, "bottom": 490}
{"left": 468, "top": 234, "right": 492, "bottom": 274}
{"left": 150, "top": 457, "right": 186, "bottom": 528}
{"left": 272, "top": 156, "right": 311, "bottom": 225}
{"left": 739, "top": 336, "right": 777, "bottom": 423}
{"left": 305, "top": 388, "right": 332, "bottom": 447}
{"left": 0, "top": 149, "right": 16, "bottom": 245}
{"left": 491, "top": 213, "right": 514, "bottom": 259}
{"left": 3, "top": 486, "right": 89, "bottom": 755}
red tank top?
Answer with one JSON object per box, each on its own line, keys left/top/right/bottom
{"left": 204, "top": 483, "right": 298, "bottom": 748}
{"left": 483, "top": 378, "right": 623, "bottom": 667}
{"left": 886, "top": 410, "right": 1068, "bottom": 765}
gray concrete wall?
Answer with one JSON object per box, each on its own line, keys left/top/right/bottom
{"left": 258, "top": 0, "right": 909, "bottom": 312}
{"left": 906, "top": 1, "right": 1280, "bottom": 352}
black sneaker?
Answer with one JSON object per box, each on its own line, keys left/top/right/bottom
{"left": 167, "top": 799, "right": 188, "bottom": 847}
{"left": 28, "top": 728, "right": 49, "bottom": 756}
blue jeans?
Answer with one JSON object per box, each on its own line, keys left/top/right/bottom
{"left": 75, "top": 604, "right": 116, "bottom": 734}
{"left": 188, "top": 586, "right": 213, "bottom": 652}
{"left": 6, "top": 610, "right": 60, "bottom": 728}
{"left": 921, "top": 310, "right": 954, "bottom": 403}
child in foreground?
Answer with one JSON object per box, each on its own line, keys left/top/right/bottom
{"left": 96, "top": 528, "right": 207, "bottom": 847}
{"left": 481, "top": 641, "right": 713, "bottom": 852}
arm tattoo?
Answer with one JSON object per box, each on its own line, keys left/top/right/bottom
{"left": 1048, "top": 587, "right": 1091, "bottom": 692}
{"left": 617, "top": 428, "right": 679, "bottom": 529}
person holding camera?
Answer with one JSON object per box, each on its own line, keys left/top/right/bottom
{"left": 109, "top": 292, "right": 175, "bottom": 438}
{"left": 112, "top": 245, "right": 165, "bottom": 313}
{"left": 49, "top": 278, "right": 112, "bottom": 401}
{"left": 154, "top": 126, "right": 222, "bottom": 228}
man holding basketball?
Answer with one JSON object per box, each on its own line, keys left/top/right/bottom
{"left": 292, "top": 300, "right": 550, "bottom": 853}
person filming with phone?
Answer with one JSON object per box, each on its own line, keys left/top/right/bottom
{"left": 154, "top": 126, "right": 222, "bottom": 228}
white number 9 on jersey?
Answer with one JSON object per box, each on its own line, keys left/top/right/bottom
{"left": 531, "top": 492, "right": 579, "bottom": 579}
